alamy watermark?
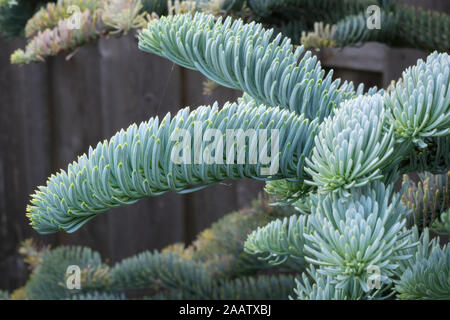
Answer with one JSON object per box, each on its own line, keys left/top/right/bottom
{"left": 367, "top": 5, "right": 381, "bottom": 30}
{"left": 67, "top": 5, "right": 82, "bottom": 30}
{"left": 367, "top": 265, "right": 381, "bottom": 290}
{"left": 66, "top": 265, "right": 81, "bottom": 290}
{"left": 169, "top": 122, "right": 280, "bottom": 176}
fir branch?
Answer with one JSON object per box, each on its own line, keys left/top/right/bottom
{"left": 110, "top": 250, "right": 213, "bottom": 296}
{"left": 138, "top": 12, "right": 359, "bottom": 120}
{"left": 303, "top": 182, "right": 411, "bottom": 297}
{"left": 305, "top": 94, "right": 397, "bottom": 193}
{"left": 386, "top": 52, "right": 450, "bottom": 148}
{"left": 191, "top": 194, "right": 296, "bottom": 277}
{"left": 293, "top": 266, "right": 367, "bottom": 300}
{"left": 394, "top": 228, "right": 450, "bottom": 300}
{"left": 27, "top": 102, "right": 317, "bottom": 234}
{"left": 24, "top": 246, "right": 110, "bottom": 300}
{"left": 244, "top": 214, "right": 309, "bottom": 266}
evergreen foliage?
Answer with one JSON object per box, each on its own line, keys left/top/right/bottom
{"left": 20, "top": 11, "right": 450, "bottom": 299}
{"left": 24, "top": 246, "right": 111, "bottom": 299}
{"left": 5, "top": 0, "right": 449, "bottom": 64}
{"left": 5, "top": 196, "right": 299, "bottom": 300}
{"left": 138, "top": 12, "right": 359, "bottom": 120}
{"left": 190, "top": 195, "right": 297, "bottom": 277}
{"left": 401, "top": 171, "right": 449, "bottom": 231}
{"left": 0, "top": 0, "right": 51, "bottom": 37}
{"left": 432, "top": 209, "right": 450, "bottom": 235}
{"left": 26, "top": 102, "right": 317, "bottom": 233}
{"left": 0, "top": 290, "right": 9, "bottom": 300}
{"left": 394, "top": 228, "right": 450, "bottom": 300}
{"left": 1, "top": 1, "right": 449, "bottom": 300}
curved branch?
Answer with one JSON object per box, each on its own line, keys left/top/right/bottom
{"left": 138, "top": 12, "right": 359, "bottom": 120}
{"left": 27, "top": 102, "right": 317, "bottom": 234}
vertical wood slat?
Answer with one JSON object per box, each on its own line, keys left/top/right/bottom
{"left": 0, "top": 37, "right": 55, "bottom": 290}
{"left": 46, "top": 41, "right": 113, "bottom": 257}
{"left": 42, "top": 34, "right": 188, "bottom": 264}
{"left": 97, "top": 34, "right": 185, "bottom": 261}
{"left": 316, "top": 42, "right": 426, "bottom": 89}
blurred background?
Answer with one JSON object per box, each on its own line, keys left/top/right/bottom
{"left": 0, "top": 0, "right": 449, "bottom": 291}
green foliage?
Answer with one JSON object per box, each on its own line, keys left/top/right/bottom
{"left": 264, "top": 179, "right": 312, "bottom": 208}
{"left": 141, "top": 0, "right": 168, "bottom": 16}
{"left": 304, "top": 182, "right": 410, "bottom": 296}
{"left": 0, "top": 290, "right": 9, "bottom": 300}
{"left": 11, "top": 9, "right": 100, "bottom": 64}
{"left": 432, "top": 209, "right": 450, "bottom": 235}
{"left": 7, "top": 0, "right": 449, "bottom": 65}
{"left": 102, "top": 0, "right": 147, "bottom": 34}
{"left": 110, "top": 250, "right": 212, "bottom": 296}
{"left": 300, "top": 2, "right": 450, "bottom": 52}
{"left": 191, "top": 194, "right": 296, "bottom": 277}
{"left": 305, "top": 94, "right": 397, "bottom": 193}
{"left": 219, "top": 0, "right": 244, "bottom": 12}
{"left": 11, "top": 194, "right": 299, "bottom": 300}
{"left": 386, "top": 52, "right": 450, "bottom": 148}
{"left": 27, "top": 102, "right": 317, "bottom": 233}
{"left": 111, "top": 249, "right": 296, "bottom": 299}
{"left": 211, "top": 274, "right": 296, "bottom": 299}
{"left": 244, "top": 214, "right": 308, "bottom": 266}
{"left": 147, "top": 274, "right": 297, "bottom": 300}
{"left": 332, "top": 11, "right": 397, "bottom": 48}
{"left": 292, "top": 266, "right": 379, "bottom": 300}
{"left": 246, "top": 0, "right": 419, "bottom": 50}
{"left": 401, "top": 171, "right": 450, "bottom": 231}
{"left": 275, "top": 19, "right": 306, "bottom": 44}
{"left": 394, "top": 228, "right": 450, "bottom": 300}
{"left": 108, "top": 198, "right": 298, "bottom": 299}
{"left": 139, "top": 12, "right": 358, "bottom": 120}
{"left": 19, "top": 10, "right": 450, "bottom": 300}
{"left": 10, "top": 0, "right": 149, "bottom": 64}
{"left": 400, "top": 136, "right": 450, "bottom": 175}
{"left": 0, "top": 0, "right": 50, "bottom": 37}
{"left": 393, "top": 4, "right": 449, "bottom": 52}
{"left": 24, "top": 0, "right": 100, "bottom": 37}
{"left": 247, "top": 0, "right": 369, "bottom": 23}
{"left": 24, "top": 246, "right": 110, "bottom": 299}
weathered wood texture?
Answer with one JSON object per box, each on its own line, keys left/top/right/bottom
{"left": 0, "top": 37, "right": 56, "bottom": 291}
{"left": 0, "top": 0, "right": 448, "bottom": 291}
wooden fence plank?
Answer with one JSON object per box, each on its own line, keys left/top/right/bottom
{"left": 46, "top": 41, "right": 114, "bottom": 258}
{"left": 97, "top": 34, "right": 185, "bottom": 261}
{"left": 317, "top": 43, "right": 425, "bottom": 89}
{"left": 0, "top": 37, "right": 55, "bottom": 291}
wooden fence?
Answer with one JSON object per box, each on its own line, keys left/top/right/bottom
{"left": 0, "top": 0, "right": 448, "bottom": 291}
